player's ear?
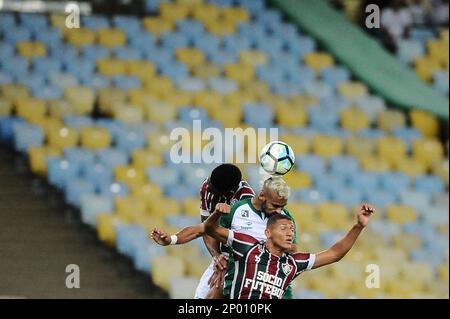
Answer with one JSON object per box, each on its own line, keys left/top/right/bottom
{"left": 258, "top": 191, "right": 265, "bottom": 201}
{"left": 265, "top": 228, "right": 270, "bottom": 238}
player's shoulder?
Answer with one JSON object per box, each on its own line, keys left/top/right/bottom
{"left": 236, "top": 180, "right": 255, "bottom": 195}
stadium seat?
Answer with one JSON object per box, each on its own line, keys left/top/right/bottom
{"left": 224, "top": 63, "right": 255, "bottom": 85}
{"left": 376, "top": 136, "right": 407, "bottom": 166}
{"left": 16, "top": 41, "right": 47, "bottom": 59}
{"left": 151, "top": 255, "right": 186, "bottom": 290}
{"left": 337, "top": 82, "right": 368, "bottom": 101}
{"left": 64, "top": 28, "right": 95, "bottom": 47}
{"left": 414, "top": 57, "right": 441, "bottom": 82}
{"left": 414, "top": 175, "right": 445, "bottom": 195}
{"left": 386, "top": 204, "right": 418, "bottom": 224}
{"left": 431, "top": 159, "right": 449, "bottom": 187}
{"left": 340, "top": 106, "right": 370, "bottom": 132}
{"left": 283, "top": 170, "right": 311, "bottom": 189}
{"left": 412, "top": 138, "right": 444, "bottom": 168}
{"left": 28, "top": 146, "right": 62, "bottom": 176}
{"left": 304, "top": 52, "right": 334, "bottom": 72}
{"left": 143, "top": 17, "right": 175, "bottom": 35}
{"left": 114, "top": 165, "right": 146, "bottom": 188}
{"left": 410, "top": 110, "right": 440, "bottom": 138}
{"left": 312, "top": 135, "right": 343, "bottom": 158}
{"left": 15, "top": 97, "right": 47, "bottom": 122}
{"left": 97, "top": 28, "right": 126, "bottom": 48}
{"left": 64, "top": 87, "right": 95, "bottom": 115}
{"left": 47, "top": 126, "right": 79, "bottom": 150}
{"left": 97, "top": 212, "right": 122, "bottom": 247}
{"left": 97, "top": 58, "right": 127, "bottom": 77}
{"left": 80, "top": 127, "right": 111, "bottom": 149}
{"left": 115, "top": 196, "right": 147, "bottom": 223}
{"left": 377, "top": 110, "right": 406, "bottom": 132}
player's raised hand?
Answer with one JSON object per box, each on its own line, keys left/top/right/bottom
{"left": 150, "top": 228, "right": 171, "bottom": 246}
{"left": 214, "top": 203, "right": 231, "bottom": 215}
{"left": 357, "top": 203, "right": 375, "bottom": 227}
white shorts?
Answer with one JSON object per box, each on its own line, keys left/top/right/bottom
{"left": 194, "top": 259, "right": 214, "bottom": 299}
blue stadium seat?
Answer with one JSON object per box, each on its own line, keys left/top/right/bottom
{"left": 128, "top": 32, "right": 156, "bottom": 55}
{"left": 207, "top": 50, "right": 238, "bottom": 66}
{"left": 0, "top": 117, "right": 24, "bottom": 145}
{"left": 379, "top": 171, "right": 410, "bottom": 198}
{"left": 114, "top": 127, "right": 147, "bottom": 153}
{"left": 166, "top": 215, "right": 198, "bottom": 229}
{"left": 256, "top": 65, "right": 286, "bottom": 86}
{"left": 176, "top": 77, "right": 205, "bottom": 92}
{"left": 32, "top": 84, "right": 63, "bottom": 100}
{"left": 347, "top": 171, "right": 381, "bottom": 197}
{"left": 208, "top": 0, "right": 233, "bottom": 7}
{"left": 0, "top": 71, "right": 13, "bottom": 84}
{"left": 112, "top": 75, "right": 142, "bottom": 90}
{"left": 116, "top": 224, "right": 148, "bottom": 259}
{"left": 296, "top": 188, "right": 329, "bottom": 204}
{"left": 160, "top": 32, "right": 190, "bottom": 50}
{"left": 414, "top": 175, "right": 445, "bottom": 195}
{"left": 65, "top": 178, "right": 96, "bottom": 207}
{"left": 12, "top": 122, "right": 44, "bottom": 152}
{"left": 80, "top": 44, "right": 111, "bottom": 60}
{"left": 254, "top": 8, "right": 282, "bottom": 26}
{"left": 176, "top": 19, "right": 205, "bottom": 38}
{"left": 97, "top": 181, "right": 129, "bottom": 198}
{"left": 329, "top": 155, "right": 360, "bottom": 177}
{"left": 96, "top": 148, "right": 129, "bottom": 168}
{"left": 144, "top": 0, "right": 169, "bottom": 13}
{"left": 32, "top": 26, "right": 62, "bottom": 47}
{"left": 81, "top": 15, "right": 110, "bottom": 31}
{"left": 16, "top": 72, "right": 46, "bottom": 91}
{"left": 80, "top": 73, "right": 110, "bottom": 89}
{"left": 271, "top": 81, "right": 304, "bottom": 97}
{"left": 19, "top": 13, "right": 47, "bottom": 32}
{"left": 330, "top": 186, "right": 364, "bottom": 207}
{"left": 0, "top": 43, "right": 14, "bottom": 60}
{"left": 3, "top": 26, "right": 32, "bottom": 43}
{"left": 286, "top": 35, "right": 316, "bottom": 57}
{"left": 222, "top": 34, "right": 252, "bottom": 52}
{"left": 165, "top": 184, "right": 199, "bottom": 199}
{"left": 1, "top": 56, "right": 29, "bottom": 78}
{"left": 178, "top": 107, "right": 209, "bottom": 124}
{"left": 0, "top": 13, "right": 16, "bottom": 29}
{"left": 305, "top": 81, "right": 333, "bottom": 100}
{"left": 296, "top": 154, "right": 327, "bottom": 178}
{"left": 364, "top": 189, "right": 397, "bottom": 208}
{"left": 409, "top": 27, "right": 436, "bottom": 44}
{"left": 63, "top": 115, "right": 94, "bottom": 129}
{"left": 208, "top": 77, "right": 238, "bottom": 94}
{"left": 32, "top": 56, "right": 63, "bottom": 75}
{"left": 64, "top": 57, "right": 96, "bottom": 80}
{"left": 113, "top": 46, "right": 142, "bottom": 60}
{"left": 314, "top": 173, "right": 347, "bottom": 195}
{"left": 47, "top": 157, "right": 82, "bottom": 189}
{"left": 134, "top": 241, "right": 165, "bottom": 274}
{"left": 308, "top": 106, "right": 339, "bottom": 130}
{"left": 147, "top": 166, "right": 181, "bottom": 189}
{"left": 270, "top": 52, "right": 301, "bottom": 72}
{"left": 320, "top": 95, "right": 350, "bottom": 111}
{"left": 191, "top": 34, "right": 220, "bottom": 55}
{"left": 392, "top": 127, "right": 422, "bottom": 151}
{"left": 369, "top": 220, "right": 401, "bottom": 242}
{"left": 113, "top": 15, "right": 142, "bottom": 37}
{"left": 243, "top": 103, "right": 274, "bottom": 128}
{"left": 410, "top": 248, "right": 444, "bottom": 268}
{"left": 64, "top": 147, "right": 95, "bottom": 169}
{"left": 80, "top": 194, "right": 114, "bottom": 227}
{"left": 320, "top": 230, "right": 347, "bottom": 247}
{"left": 236, "top": 0, "right": 266, "bottom": 16}
{"left": 357, "top": 128, "right": 386, "bottom": 139}
{"left": 254, "top": 36, "right": 284, "bottom": 57}
{"left": 47, "top": 43, "right": 78, "bottom": 63}
{"left": 285, "top": 65, "right": 315, "bottom": 85}
{"left": 320, "top": 67, "right": 350, "bottom": 88}
{"left": 144, "top": 47, "right": 174, "bottom": 67}
{"left": 295, "top": 289, "right": 326, "bottom": 299}
{"left": 82, "top": 162, "right": 114, "bottom": 191}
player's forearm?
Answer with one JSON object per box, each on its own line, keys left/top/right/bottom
{"left": 329, "top": 224, "right": 364, "bottom": 262}
{"left": 174, "top": 224, "right": 205, "bottom": 245}
{"left": 204, "top": 211, "right": 226, "bottom": 244}
{"left": 203, "top": 234, "right": 221, "bottom": 258}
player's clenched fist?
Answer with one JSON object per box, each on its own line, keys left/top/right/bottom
{"left": 214, "top": 203, "right": 231, "bottom": 215}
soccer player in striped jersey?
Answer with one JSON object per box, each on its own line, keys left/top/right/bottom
{"left": 204, "top": 202, "right": 375, "bottom": 299}
{"left": 151, "top": 176, "right": 299, "bottom": 299}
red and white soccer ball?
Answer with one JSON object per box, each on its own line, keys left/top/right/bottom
{"left": 259, "top": 141, "right": 295, "bottom": 176}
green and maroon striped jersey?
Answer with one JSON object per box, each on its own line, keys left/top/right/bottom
{"left": 227, "top": 231, "right": 315, "bottom": 299}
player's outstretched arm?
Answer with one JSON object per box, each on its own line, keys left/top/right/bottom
{"left": 313, "top": 204, "right": 375, "bottom": 269}
{"left": 150, "top": 224, "right": 205, "bottom": 246}
{"left": 204, "top": 203, "right": 231, "bottom": 244}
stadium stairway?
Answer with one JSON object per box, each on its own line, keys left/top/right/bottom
{"left": 0, "top": 146, "right": 167, "bottom": 298}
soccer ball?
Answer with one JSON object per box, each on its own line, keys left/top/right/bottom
{"left": 259, "top": 141, "right": 295, "bottom": 175}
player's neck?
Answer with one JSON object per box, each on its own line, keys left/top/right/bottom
{"left": 251, "top": 197, "right": 262, "bottom": 211}
{"left": 265, "top": 241, "right": 284, "bottom": 257}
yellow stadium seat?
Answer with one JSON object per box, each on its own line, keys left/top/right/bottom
{"left": 97, "top": 87, "right": 128, "bottom": 115}
{"left": 113, "top": 104, "right": 144, "bottom": 124}
{"left": 147, "top": 132, "right": 177, "bottom": 155}
{"left": 359, "top": 154, "right": 391, "bottom": 172}
{"left": 276, "top": 103, "right": 308, "bottom": 128}
{"left": 240, "top": 81, "right": 272, "bottom": 103}
{"left": 127, "top": 89, "right": 158, "bottom": 111}
{"left": 376, "top": 136, "right": 407, "bottom": 166}
{"left": 175, "top": 48, "right": 205, "bottom": 68}
{"left": 190, "top": 63, "right": 222, "bottom": 79}
{"left": 131, "top": 149, "right": 163, "bottom": 169}
{"left": 391, "top": 232, "right": 422, "bottom": 252}
{"left": 97, "top": 213, "right": 123, "bottom": 247}
{"left": 312, "top": 135, "right": 343, "bottom": 158}
{"left": 64, "top": 87, "right": 95, "bottom": 115}
{"left": 410, "top": 110, "right": 439, "bottom": 138}
{"left": 142, "top": 17, "right": 174, "bottom": 36}
{"left": 289, "top": 95, "right": 320, "bottom": 108}
{"left": 239, "top": 50, "right": 268, "bottom": 66}
{"left": 48, "top": 99, "right": 73, "bottom": 118}
{"left": 210, "top": 103, "right": 242, "bottom": 127}
{"left": 80, "top": 127, "right": 111, "bottom": 149}
{"left": 376, "top": 110, "right": 406, "bottom": 132}
{"left": 414, "top": 57, "right": 441, "bottom": 82}
{"left": 193, "top": 91, "right": 223, "bottom": 113}
{"left": 96, "top": 28, "right": 126, "bottom": 48}
{"left": 130, "top": 183, "right": 163, "bottom": 206}
{"left": 0, "top": 98, "right": 12, "bottom": 116}
{"left": 0, "top": 84, "right": 29, "bottom": 100}
{"left": 15, "top": 98, "right": 47, "bottom": 122}
{"left": 304, "top": 52, "right": 334, "bottom": 72}
{"left": 185, "top": 256, "right": 212, "bottom": 278}
{"left": 205, "top": 20, "right": 236, "bottom": 36}
{"left": 144, "top": 100, "right": 177, "bottom": 124}
{"left": 48, "top": 126, "right": 79, "bottom": 150}
{"left": 28, "top": 146, "right": 62, "bottom": 176}
{"left": 386, "top": 204, "right": 418, "bottom": 224}
{"left": 16, "top": 41, "right": 46, "bottom": 59}
{"left": 432, "top": 159, "right": 449, "bottom": 187}
{"left": 400, "top": 262, "right": 434, "bottom": 289}
{"left": 182, "top": 198, "right": 201, "bottom": 217}
{"left": 163, "top": 90, "right": 192, "bottom": 107}
{"left": 286, "top": 202, "right": 316, "bottom": 231}
{"left": 151, "top": 255, "right": 186, "bottom": 290}
{"left": 280, "top": 134, "right": 310, "bottom": 155}
{"left": 176, "top": 0, "right": 203, "bottom": 4}
{"left": 97, "top": 58, "right": 126, "bottom": 77}
{"left": 160, "top": 2, "right": 191, "bottom": 21}
{"left": 283, "top": 170, "right": 311, "bottom": 189}
{"left": 394, "top": 156, "right": 427, "bottom": 177}
{"left": 412, "top": 138, "right": 444, "bottom": 168}
{"left": 438, "top": 263, "right": 449, "bottom": 282}
{"left": 427, "top": 39, "right": 449, "bottom": 68}
{"left": 221, "top": 6, "right": 250, "bottom": 24}
{"left": 115, "top": 196, "right": 147, "bottom": 223}
{"left": 114, "top": 165, "right": 146, "bottom": 188}
{"left": 147, "top": 197, "right": 181, "bottom": 217}
{"left": 317, "top": 202, "right": 351, "bottom": 230}
{"left": 337, "top": 82, "right": 368, "bottom": 101}
{"left": 224, "top": 63, "right": 254, "bottom": 84}
{"left": 28, "top": 116, "right": 62, "bottom": 137}
{"left": 192, "top": 3, "right": 220, "bottom": 23}
{"left": 126, "top": 60, "right": 156, "bottom": 81}
{"left": 49, "top": 13, "right": 66, "bottom": 31}
{"left": 340, "top": 106, "right": 370, "bottom": 132}
{"left": 64, "top": 28, "right": 95, "bottom": 47}
{"left": 143, "top": 76, "right": 174, "bottom": 97}
{"left": 167, "top": 243, "right": 201, "bottom": 262}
